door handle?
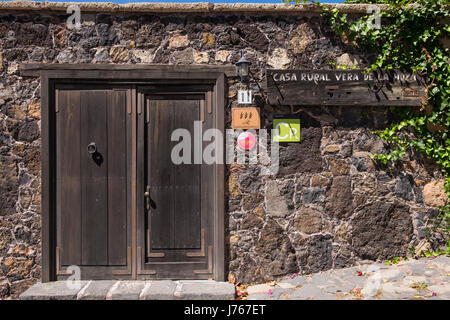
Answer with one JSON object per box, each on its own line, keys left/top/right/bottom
{"left": 144, "top": 185, "right": 151, "bottom": 211}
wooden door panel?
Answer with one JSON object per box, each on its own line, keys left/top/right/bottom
{"left": 147, "top": 99, "right": 201, "bottom": 251}
{"left": 107, "top": 90, "right": 128, "bottom": 266}
{"left": 140, "top": 91, "right": 213, "bottom": 279}
{"left": 172, "top": 100, "right": 201, "bottom": 249}
{"left": 57, "top": 90, "right": 82, "bottom": 266}
{"left": 147, "top": 100, "right": 174, "bottom": 249}
{"left": 56, "top": 88, "right": 130, "bottom": 272}
{"left": 80, "top": 90, "right": 108, "bottom": 266}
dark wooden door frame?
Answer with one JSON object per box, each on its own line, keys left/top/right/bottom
{"left": 38, "top": 66, "right": 226, "bottom": 282}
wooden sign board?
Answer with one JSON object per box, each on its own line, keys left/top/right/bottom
{"left": 266, "top": 69, "right": 427, "bottom": 106}
{"left": 231, "top": 107, "right": 261, "bottom": 129}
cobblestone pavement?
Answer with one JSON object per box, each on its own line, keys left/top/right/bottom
{"left": 246, "top": 256, "right": 450, "bottom": 300}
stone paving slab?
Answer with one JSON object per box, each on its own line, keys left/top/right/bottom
{"left": 19, "top": 281, "right": 89, "bottom": 300}
{"left": 175, "top": 280, "right": 235, "bottom": 300}
{"left": 78, "top": 280, "right": 117, "bottom": 300}
{"left": 408, "top": 262, "right": 428, "bottom": 275}
{"left": 309, "top": 273, "right": 344, "bottom": 287}
{"left": 19, "top": 280, "right": 235, "bottom": 300}
{"left": 378, "top": 269, "right": 406, "bottom": 282}
{"left": 107, "top": 281, "right": 146, "bottom": 300}
{"left": 247, "top": 293, "right": 270, "bottom": 300}
{"left": 246, "top": 283, "right": 272, "bottom": 295}
{"left": 430, "top": 256, "right": 450, "bottom": 273}
{"left": 279, "top": 276, "right": 308, "bottom": 288}
{"left": 289, "top": 284, "right": 324, "bottom": 300}
{"left": 328, "top": 266, "right": 360, "bottom": 278}
{"left": 140, "top": 280, "right": 177, "bottom": 300}
{"left": 246, "top": 256, "right": 450, "bottom": 300}
{"left": 340, "top": 275, "right": 366, "bottom": 288}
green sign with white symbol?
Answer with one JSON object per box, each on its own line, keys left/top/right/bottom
{"left": 273, "top": 118, "right": 301, "bottom": 142}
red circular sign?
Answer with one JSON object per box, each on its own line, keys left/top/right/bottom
{"left": 237, "top": 131, "right": 256, "bottom": 151}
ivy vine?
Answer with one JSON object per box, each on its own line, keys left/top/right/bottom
{"left": 284, "top": 0, "right": 450, "bottom": 239}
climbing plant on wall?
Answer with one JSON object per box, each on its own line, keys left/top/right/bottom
{"left": 284, "top": 0, "right": 450, "bottom": 238}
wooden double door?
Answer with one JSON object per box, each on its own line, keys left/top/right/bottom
{"left": 53, "top": 82, "right": 222, "bottom": 280}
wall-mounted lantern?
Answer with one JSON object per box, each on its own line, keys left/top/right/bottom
{"left": 236, "top": 50, "right": 251, "bottom": 83}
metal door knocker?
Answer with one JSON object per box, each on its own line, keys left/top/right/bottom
{"left": 87, "top": 142, "right": 103, "bottom": 166}
{"left": 87, "top": 142, "right": 97, "bottom": 154}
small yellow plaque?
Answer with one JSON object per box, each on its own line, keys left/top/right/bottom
{"left": 231, "top": 107, "right": 261, "bottom": 129}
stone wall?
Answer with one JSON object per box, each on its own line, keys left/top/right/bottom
{"left": 0, "top": 4, "right": 448, "bottom": 298}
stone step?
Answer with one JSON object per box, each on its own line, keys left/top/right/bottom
{"left": 19, "top": 280, "right": 236, "bottom": 300}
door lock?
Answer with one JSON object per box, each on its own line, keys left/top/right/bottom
{"left": 144, "top": 185, "right": 151, "bottom": 210}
